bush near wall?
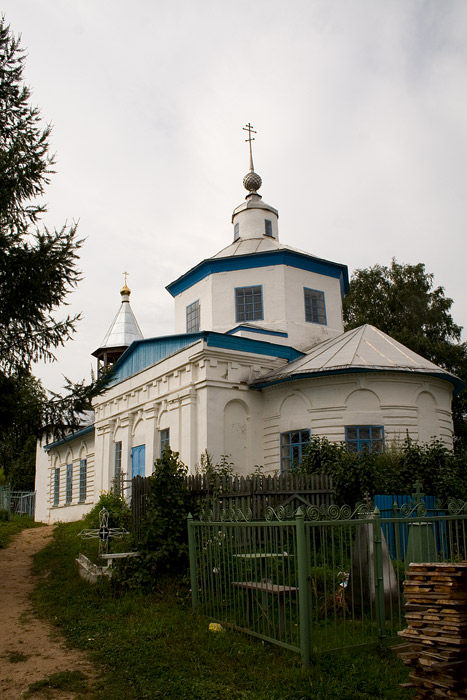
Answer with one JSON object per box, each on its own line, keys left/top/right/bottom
{"left": 114, "top": 449, "right": 197, "bottom": 591}
{"left": 297, "top": 436, "right": 467, "bottom": 506}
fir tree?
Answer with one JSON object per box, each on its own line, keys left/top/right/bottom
{"left": 0, "top": 17, "right": 82, "bottom": 374}
{"left": 0, "top": 18, "right": 107, "bottom": 487}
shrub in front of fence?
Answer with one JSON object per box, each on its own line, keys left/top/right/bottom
{"left": 84, "top": 491, "right": 132, "bottom": 531}
{"left": 298, "top": 435, "right": 467, "bottom": 505}
{"left": 116, "top": 449, "right": 198, "bottom": 591}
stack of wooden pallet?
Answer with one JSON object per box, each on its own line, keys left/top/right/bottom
{"left": 396, "top": 562, "right": 467, "bottom": 699}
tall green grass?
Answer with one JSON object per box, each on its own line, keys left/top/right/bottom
{"left": 31, "top": 522, "right": 414, "bottom": 700}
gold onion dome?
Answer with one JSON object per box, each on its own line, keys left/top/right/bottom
{"left": 120, "top": 282, "right": 131, "bottom": 297}
{"left": 243, "top": 170, "right": 262, "bottom": 193}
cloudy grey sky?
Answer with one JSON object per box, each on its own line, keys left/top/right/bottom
{"left": 2, "top": 0, "right": 467, "bottom": 393}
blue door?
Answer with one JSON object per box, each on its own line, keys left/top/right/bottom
{"left": 131, "top": 445, "right": 145, "bottom": 478}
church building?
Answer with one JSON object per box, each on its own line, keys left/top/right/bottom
{"left": 35, "top": 129, "right": 461, "bottom": 523}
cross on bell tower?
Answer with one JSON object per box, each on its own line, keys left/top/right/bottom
{"left": 242, "top": 123, "right": 262, "bottom": 194}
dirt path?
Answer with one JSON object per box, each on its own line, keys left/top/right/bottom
{"left": 0, "top": 526, "right": 97, "bottom": 699}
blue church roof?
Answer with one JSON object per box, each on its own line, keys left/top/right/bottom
{"left": 166, "top": 249, "right": 349, "bottom": 298}
{"left": 108, "top": 331, "right": 304, "bottom": 384}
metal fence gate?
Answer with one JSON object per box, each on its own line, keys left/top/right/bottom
{"left": 0, "top": 487, "right": 36, "bottom": 518}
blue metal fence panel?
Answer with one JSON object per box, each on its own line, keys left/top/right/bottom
{"left": 375, "top": 494, "right": 442, "bottom": 560}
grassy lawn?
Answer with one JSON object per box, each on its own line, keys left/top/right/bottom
{"left": 30, "top": 521, "right": 414, "bottom": 700}
{"left": 0, "top": 513, "right": 42, "bottom": 548}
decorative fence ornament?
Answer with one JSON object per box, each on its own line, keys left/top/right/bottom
{"left": 78, "top": 507, "right": 129, "bottom": 556}
{"left": 394, "top": 481, "right": 467, "bottom": 518}
{"left": 447, "top": 498, "right": 467, "bottom": 515}
{"left": 264, "top": 504, "right": 295, "bottom": 521}
{"left": 262, "top": 502, "right": 374, "bottom": 522}
{"left": 219, "top": 507, "right": 252, "bottom": 522}
{"left": 195, "top": 493, "right": 467, "bottom": 524}
{"left": 399, "top": 500, "right": 428, "bottom": 517}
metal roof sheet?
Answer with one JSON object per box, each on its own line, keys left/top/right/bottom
{"left": 252, "top": 325, "right": 464, "bottom": 392}
{"left": 98, "top": 299, "right": 143, "bottom": 350}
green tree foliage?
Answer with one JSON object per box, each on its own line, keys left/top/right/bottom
{"left": 116, "top": 450, "right": 196, "bottom": 590}
{"left": 140, "top": 450, "right": 194, "bottom": 570}
{"left": 84, "top": 491, "right": 132, "bottom": 531}
{"left": 343, "top": 259, "right": 467, "bottom": 439}
{"left": 0, "top": 372, "right": 46, "bottom": 489}
{"left": 298, "top": 436, "right": 467, "bottom": 506}
{"left": 0, "top": 18, "right": 109, "bottom": 487}
{"left": 0, "top": 18, "right": 82, "bottom": 374}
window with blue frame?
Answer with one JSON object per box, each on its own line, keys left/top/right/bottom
{"left": 235, "top": 285, "right": 263, "bottom": 322}
{"left": 280, "top": 429, "right": 310, "bottom": 472}
{"left": 53, "top": 467, "right": 60, "bottom": 506}
{"left": 114, "top": 441, "right": 122, "bottom": 477}
{"left": 304, "top": 288, "right": 326, "bottom": 325}
{"left": 79, "top": 459, "right": 87, "bottom": 502}
{"left": 345, "top": 426, "right": 384, "bottom": 453}
{"left": 186, "top": 300, "right": 200, "bottom": 333}
{"left": 65, "top": 463, "right": 73, "bottom": 504}
{"left": 160, "top": 428, "right": 170, "bottom": 456}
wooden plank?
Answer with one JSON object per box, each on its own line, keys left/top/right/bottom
{"left": 232, "top": 581, "right": 298, "bottom": 595}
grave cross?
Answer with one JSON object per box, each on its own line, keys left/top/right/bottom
{"left": 78, "top": 507, "right": 129, "bottom": 556}
{"left": 412, "top": 480, "right": 425, "bottom": 506}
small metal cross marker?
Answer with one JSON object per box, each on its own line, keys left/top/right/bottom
{"left": 78, "top": 508, "right": 128, "bottom": 557}
{"left": 243, "top": 122, "right": 257, "bottom": 171}
{"left": 123, "top": 271, "right": 129, "bottom": 285}
{"left": 412, "top": 480, "right": 424, "bottom": 505}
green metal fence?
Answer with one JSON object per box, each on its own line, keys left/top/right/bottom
{"left": 0, "top": 487, "right": 36, "bottom": 518}
{"left": 187, "top": 499, "right": 467, "bottom": 666}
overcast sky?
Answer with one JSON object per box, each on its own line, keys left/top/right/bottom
{"left": 2, "top": 0, "right": 467, "bottom": 393}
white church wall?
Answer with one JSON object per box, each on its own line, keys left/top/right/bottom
{"left": 223, "top": 399, "right": 249, "bottom": 469}
{"left": 35, "top": 431, "right": 95, "bottom": 523}
{"left": 259, "top": 372, "right": 454, "bottom": 473}
{"left": 210, "top": 266, "right": 287, "bottom": 335}
{"left": 173, "top": 262, "right": 345, "bottom": 351}
{"left": 35, "top": 436, "right": 51, "bottom": 522}
{"left": 282, "top": 266, "right": 344, "bottom": 349}
{"left": 232, "top": 204, "right": 279, "bottom": 240}
{"left": 173, "top": 276, "right": 213, "bottom": 333}
{"left": 203, "top": 387, "right": 264, "bottom": 472}
{"left": 92, "top": 341, "right": 282, "bottom": 482}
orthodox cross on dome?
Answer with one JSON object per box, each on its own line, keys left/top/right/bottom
{"left": 243, "top": 122, "right": 257, "bottom": 172}
{"left": 121, "top": 270, "right": 130, "bottom": 295}
{"left": 242, "top": 123, "right": 262, "bottom": 194}
{"left": 78, "top": 507, "right": 129, "bottom": 556}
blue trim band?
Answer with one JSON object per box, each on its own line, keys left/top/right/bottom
{"left": 205, "top": 333, "right": 302, "bottom": 361}
{"left": 226, "top": 325, "right": 289, "bottom": 338}
{"left": 166, "top": 250, "right": 349, "bottom": 298}
{"left": 252, "top": 367, "right": 465, "bottom": 394}
{"left": 45, "top": 425, "right": 95, "bottom": 451}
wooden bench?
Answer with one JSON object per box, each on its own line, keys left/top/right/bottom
{"left": 100, "top": 551, "right": 139, "bottom": 568}
{"left": 232, "top": 580, "right": 298, "bottom": 635}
